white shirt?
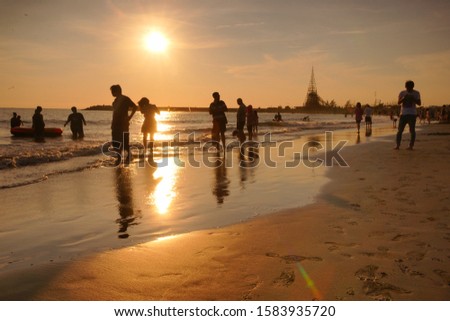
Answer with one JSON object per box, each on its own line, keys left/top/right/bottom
{"left": 399, "top": 89, "right": 421, "bottom": 115}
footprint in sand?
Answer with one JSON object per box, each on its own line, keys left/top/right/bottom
{"left": 265, "top": 252, "right": 323, "bottom": 263}
{"left": 195, "top": 246, "right": 225, "bottom": 256}
{"left": 324, "top": 241, "right": 358, "bottom": 251}
{"left": 360, "top": 246, "right": 389, "bottom": 259}
{"left": 350, "top": 203, "right": 361, "bottom": 210}
{"left": 242, "top": 274, "right": 262, "bottom": 300}
{"left": 433, "top": 269, "right": 450, "bottom": 286}
{"left": 331, "top": 225, "right": 345, "bottom": 234}
{"left": 395, "top": 259, "right": 424, "bottom": 277}
{"left": 355, "top": 265, "right": 411, "bottom": 299}
{"left": 281, "top": 254, "right": 323, "bottom": 263}
{"left": 406, "top": 251, "right": 426, "bottom": 261}
{"left": 391, "top": 233, "right": 419, "bottom": 241}
{"left": 273, "top": 269, "right": 295, "bottom": 287}
{"left": 324, "top": 242, "right": 358, "bottom": 258}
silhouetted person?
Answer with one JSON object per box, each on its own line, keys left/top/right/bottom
{"left": 10, "top": 112, "right": 21, "bottom": 128}
{"left": 253, "top": 109, "right": 259, "bottom": 133}
{"left": 354, "top": 102, "right": 363, "bottom": 134}
{"left": 138, "top": 97, "right": 160, "bottom": 155}
{"left": 32, "top": 106, "right": 45, "bottom": 140}
{"left": 246, "top": 105, "right": 257, "bottom": 140}
{"left": 16, "top": 115, "right": 24, "bottom": 127}
{"left": 441, "top": 105, "right": 448, "bottom": 123}
{"left": 64, "top": 106, "right": 86, "bottom": 139}
{"left": 209, "top": 91, "right": 228, "bottom": 152}
{"left": 364, "top": 104, "right": 373, "bottom": 131}
{"left": 273, "top": 111, "right": 282, "bottom": 122}
{"left": 390, "top": 109, "right": 398, "bottom": 128}
{"left": 114, "top": 167, "right": 136, "bottom": 239}
{"left": 212, "top": 159, "right": 230, "bottom": 204}
{"left": 110, "top": 84, "right": 137, "bottom": 163}
{"left": 236, "top": 98, "right": 247, "bottom": 143}
{"left": 395, "top": 80, "right": 421, "bottom": 150}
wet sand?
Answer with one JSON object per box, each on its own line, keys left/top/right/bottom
{"left": 0, "top": 124, "right": 449, "bottom": 300}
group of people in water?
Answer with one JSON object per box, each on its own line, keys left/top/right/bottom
{"left": 108, "top": 86, "right": 264, "bottom": 163}
{"left": 8, "top": 80, "right": 433, "bottom": 161}
{"left": 110, "top": 86, "right": 261, "bottom": 162}
{"left": 9, "top": 112, "right": 24, "bottom": 128}
{"left": 10, "top": 105, "right": 87, "bottom": 140}
{"left": 109, "top": 84, "right": 160, "bottom": 163}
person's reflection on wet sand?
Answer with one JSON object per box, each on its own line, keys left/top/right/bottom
{"left": 238, "top": 142, "right": 258, "bottom": 189}
{"left": 114, "top": 167, "right": 139, "bottom": 239}
{"left": 212, "top": 157, "right": 230, "bottom": 204}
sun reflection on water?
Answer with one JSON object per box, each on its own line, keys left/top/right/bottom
{"left": 147, "top": 161, "right": 178, "bottom": 215}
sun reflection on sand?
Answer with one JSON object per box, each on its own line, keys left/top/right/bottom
{"left": 154, "top": 234, "right": 180, "bottom": 242}
{"left": 147, "top": 162, "right": 179, "bottom": 215}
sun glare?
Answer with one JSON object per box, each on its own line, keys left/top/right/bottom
{"left": 144, "top": 31, "right": 169, "bottom": 53}
{"left": 149, "top": 163, "right": 178, "bottom": 215}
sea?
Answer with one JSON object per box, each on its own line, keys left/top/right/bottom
{"left": 2, "top": 108, "right": 358, "bottom": 187}
{"left": 0, "top": 107, "right": 375, "bottom": 188}
{"left": 0, "top": 107, "right": 393, "bottom": 271}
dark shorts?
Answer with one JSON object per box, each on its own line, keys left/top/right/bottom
{"left": 365, "top": 116, "right": 372, "bottom": 123}
{"left": 212, "top": 118, "right": 227, "bottom": 135}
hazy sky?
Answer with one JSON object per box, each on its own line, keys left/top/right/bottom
{"left": 1, "top": 0, "right": 449, "bottom": 108}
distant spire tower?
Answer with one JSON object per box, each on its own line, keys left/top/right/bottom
{"left": 308, "top": 67, "right": 317, "bottom": 94}
{"left": 304, "top": 67, "right": 323, "bottom": 109}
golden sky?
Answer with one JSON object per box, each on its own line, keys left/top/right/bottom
{"left": 1, "top": 0, "right": 449, "bottom": 108}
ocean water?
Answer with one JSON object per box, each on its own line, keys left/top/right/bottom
{"left": 0, "top": 107, "right": 394, "bottom": 271}
{"left": 0, "top": 107, "right": 377, "bottom": 188}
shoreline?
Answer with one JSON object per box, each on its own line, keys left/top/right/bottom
{"left": 0, "top": 123, "right": 394, "bottom": 274}
{"left": 0, "top": 124, "right": 449, "bottom": 300}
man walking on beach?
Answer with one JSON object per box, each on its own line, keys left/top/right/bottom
{"left": 209, "top": 91, "right": 228, "bottom": 153}
{"left": 110, "top": 84, "right": 137, "bottom": 163}
{"left": 395, "top": 80, "right": 421, "bottom": 150}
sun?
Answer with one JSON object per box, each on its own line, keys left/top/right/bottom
{"left": 144, "top": 31, "right": 169, "bottom": 53}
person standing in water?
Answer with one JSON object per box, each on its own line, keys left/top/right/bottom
{"left": 354, "top": 102, "right": 363, "bottom": 134}
{"left": 395, "top": 80, "right": 421, "bottom": 150}
{"left": 209, "top": 91, "right": 228, "bottom": 153}
{"left": 10, "top": 112, "right": 20, "bottom": 128}
{"left": 64, "top": 106, "right": 87, "bottom": 139}
{"left": 246, "top": 105, "right": 257, "bottom": 140}
{"left": 110, "top": 84, "right": 137, "bottom": 163}
{"left": 32, "top": 106, "right": 45, "bottom": 140}
{"left": 364, "top": 104, "right": 373, "bottom": 132}
{"left": 236, "top": 98, "right": 247, "bottom": 143}
{"left": 138, "top": 97, "right": 160, "bottom": 155}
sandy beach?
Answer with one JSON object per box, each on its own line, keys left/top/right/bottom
{"left": 0, "top": 124, "right": 449, "bottom": 301}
